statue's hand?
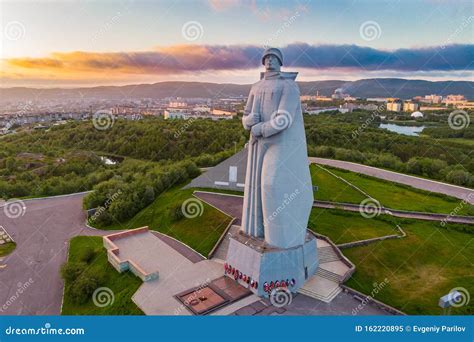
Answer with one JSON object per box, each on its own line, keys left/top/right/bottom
{"left": 247, "top": 112, "right": 261, "bottom": 126}
{"left": 251, "top": 123, "right": 263, "bottom": 138}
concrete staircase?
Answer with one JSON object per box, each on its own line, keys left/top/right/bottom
{"left": 298, "top": 275, "right": 342, "bottom": 303}
{"left": 298, "top": 242, "right": 351, "bottom": 303}
{"left": 318, "top": 246, "right": 341, "bottom": 263}
{"left": 316, "top": 267, "right": 344, "bottom": 283}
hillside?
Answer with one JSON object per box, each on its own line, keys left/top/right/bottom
{"left": 1, "top": 78, "right": 473, "bottom": 101}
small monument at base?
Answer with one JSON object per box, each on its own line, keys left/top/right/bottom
{"left": 225, "top": 228, "right": 318, "bottom": 296}
{"left": 225, "top": 48, "right": 318, "bottom": 297}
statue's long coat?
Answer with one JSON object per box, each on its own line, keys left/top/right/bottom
{"left": 241, "top": 71, "right": 313, "bottom": 249}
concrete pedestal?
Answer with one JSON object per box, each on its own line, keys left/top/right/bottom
{"left": 225, "top": 227, "right": 318, "bottom": 297}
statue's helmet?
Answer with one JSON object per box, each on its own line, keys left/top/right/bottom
{"left": 261, "top": 48, "right": 283, "bottom": 66}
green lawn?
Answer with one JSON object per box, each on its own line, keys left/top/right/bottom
{"left": 343, "top": 219, "right": 474, "bottom": 315}
{"left": 309, "top": 208, "right": 398, "bottom": 244}
{"left": 310, "top": 165, "right": 366, "bottom": 203}
{"left": 0, "top": 242, "right": 16, "bottom": 257}
{"left": 437, "top": 138, "right": 474, "bottom": 147}
{"left": 325, "top": 166, "right": 474, "bottom": 216}
{"left": 62, "top": 236, "right": 143, "bottom": 315}
{"left": 91, "top": 185, "right": 232, "bottom": 256}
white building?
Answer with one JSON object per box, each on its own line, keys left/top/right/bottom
{"left": 410, "top": 111, "right": 424, "bottom": 118}
{"left": 164, "top": 109, "right": 189, "bottom": 119}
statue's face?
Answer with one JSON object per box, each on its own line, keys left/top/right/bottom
{"left": 264, "top": 54, "right": 281, "bottom": 72}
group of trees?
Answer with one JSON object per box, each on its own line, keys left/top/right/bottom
{"left": 3, "top": 117, "right": 247, "bottom": 162}
{"left": 304, "top": 112, "right": 474, "bottom": 186}
{"left": 83, "top": 159, "right": 200, "bottom": 226}
{"left": 0, "top": 112, "right": 472, "bottom": 226}
{"left": 60, "top": 246, "right": 100, "bottom": 305}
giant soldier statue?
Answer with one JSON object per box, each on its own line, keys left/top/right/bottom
{"left": 226, "top": 48, "right": 318, "bottom": 296}
{"left": 241, "top": 48, "right": 314, "bottom": 249}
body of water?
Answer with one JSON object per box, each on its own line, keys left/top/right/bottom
{"left": 379, "top": 123, "right": 425, "bottom": 136}
{"left": 100, "top": 155, "right": 123, "bottom": 165}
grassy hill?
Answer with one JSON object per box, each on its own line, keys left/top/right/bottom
{"left": 90, "top": 185, "right": 232, "bottom": 256}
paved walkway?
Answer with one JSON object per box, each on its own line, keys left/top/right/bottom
{"left": 0, "top": 193, "right": 108, "bottom": 315}
{"left": 310, "top": 157, "right": 474, "bottom": 204}
{"left": 0, "top": 193, "right": 206, "bottom": 316}
{"left": 152, "top": 231, "right": 205, "bottom": 263}
{"left": 314, "top": 200, "right": 474, "bottom": 224}
{"left": 112, "top": 230, "right": 193, "bottom": 275}
{"left": 231, "top": 291, "right": 392, "bottom": 316}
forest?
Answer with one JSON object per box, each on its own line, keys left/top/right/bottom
{"left": 0, "top": 111, "right": 472, "bottom": 224}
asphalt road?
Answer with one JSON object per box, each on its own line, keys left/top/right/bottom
{"left": 194, "top": 191, "right": 243, "bottom": 223}
{"left": 310, "top": 157, "right": 474, "bottom": 205}
{"left": 0, "top": 193, "right": 108, "bottom": 315}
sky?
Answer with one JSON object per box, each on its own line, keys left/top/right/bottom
{"left": 0, "top": 0, "right": 473, "bottom": 87}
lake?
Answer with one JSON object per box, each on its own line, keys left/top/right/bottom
{"left": 100, "top": 155, "right": 123, "bottom": 165}
{"left": 379, "top": 123, "right": 425, "bottom": 136}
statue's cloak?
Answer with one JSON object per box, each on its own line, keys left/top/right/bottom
{"left": 241, "top": 71, "right": 313, "bottom": 249}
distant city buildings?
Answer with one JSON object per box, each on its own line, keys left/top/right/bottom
{"left": 0, "top": 90, "right": 471, "bottom": 135}
{"left": 443, "top": 94, "right": 467, "bottom": 106}
{"left": 300, "top": 89, "right": 356, "bottom": 102}
{"left": 387, "top": 100, "right": 402, "bottom": 112}
{"left": 403, "top": 101, "right": 419, "bottom": 112}
{"left": 413, "top": 94, "right": 443, "bottom": 104}
{"left": 331, "top": 88, "right": 351, "bottom": 100}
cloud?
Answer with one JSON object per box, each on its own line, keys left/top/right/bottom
{"left": 3, "top": 43, "right": 473, "bottom": 82}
